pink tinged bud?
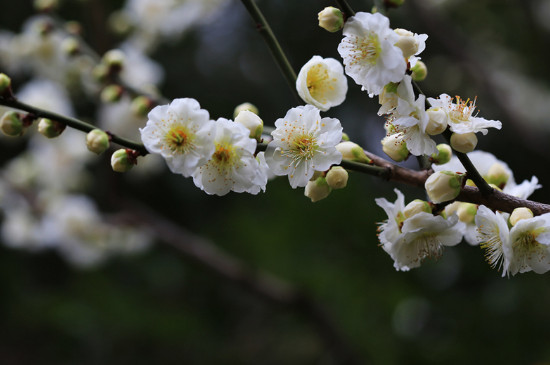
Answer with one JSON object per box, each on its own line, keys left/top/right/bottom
{"left": 425, "top": 171, "right": 464, "bottom": 204}
{"left": 450, "top": 132, "right": 477, "bottom": 153}
{"left": 304, "top": 177, "right": 331, "bottom": 202}
{"left": 325, "top": 166, "right": 348, "bottom": 189}
{"left": 86, "top": 129, "right": 110, "bottom": 154}
{"left": 0, "top": 111, "right": 24, "bottom": 136}
{"left": 318, "top": 7, "right": 344, "bottom": 33}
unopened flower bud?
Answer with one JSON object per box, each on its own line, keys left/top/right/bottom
{"left": 318, "top": 7, "right": 344, "bottom": 33}
{"left": 108, "top": 11, "right": 133, "bottom": 36}
{"left": 61, "top": 37, "right": 80, "bottom": 57}
{"left": 425, "top": 171, "right": 464, "bottom": 204}
{"left": 64, "top": 21, "right": 83, "bottom": 36}
{"left": 86, "top": 129, "right": 110, "bottom": 154}
{"left": 443, "top": 201, "right": 461, "bottom": 218}
{"left": 111, "top": 149, "right": 136, "bottom": 173}
{"left": 0, "top": 73, "right": 12, "bottom": 96}
{"left": 336, "top": 141, "right": 372, "bottom": 163}
{"left": 510, "top": 207, "right": 534, "bottom": 226}
{"left": 381, "top": 134, "right": 409, "bottom": 162}
{"left": 34, "top": 0, "right": 58, "bottom": 12}
{"left": 325, "top": 166, "right": 348, "bottom": 189}
{"left": 341, "top": 132, "right": 350, "bottom": 141}
{"left": 235, "top": 110, "right": 263, "bottom": 141}
{"left": 394, "top": 29, "right": 418, "bottom": 59}
{"left": 457, "top": 202, "right": 477, "bottom": 223}
{"left": 378, "top": 82, "right": 399, "bottom": 114}
{"left": 102, "top": 49, "right": 125, "bottom": 70}
{"left": 486, "top": 162, "right": 510, "bottom": 188}
{"left": 425, "top": 107, "right": 448, "bottom": 135}
{"left": 411, "top": 60, "right": 428, "bottom": 81}
{"left": 131, "top": 95, "right": 153, "bottom": 117}
{"left": 403, "top": 199, "right": 432, "bottom": 218}
{"left": 233, "top": 102, "right": 259, "bottom": 119}
{"left": 101, "top": 84, "right": 123, "bottom": 103}
{"left": 450, "top": 132, "right": 477, "bottom": 153}
{"left": 0, "top": 111, "right": 24, "bottom": 136}
{"left": 304, "top": 177, "right": 331, "bottom": 202}
{"left": 92, "top": 64, "right": 109, "bottom": 83}
{"left": 431, "top": 143, "right": 452, "bottom": 165}
{"left": 38, "top": 118, "right": 65, "bottom": 138}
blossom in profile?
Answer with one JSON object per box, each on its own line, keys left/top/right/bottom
{"left": 427, "top": 94, "right": 502, "bottom": 135}
{"left": 265, "top": 105, "right": 342, "bottom": 188}
{"left": 192, "top": 118, "right": 265, "bottom": 196}
{"left": 296, "top": 55, "right": 347, "bottom": 111}
{"left": 337, "top": 12, "right": 406, "bottom": 96}
{"left": 376, "top": 189, "right": 462, "bottom": 271}
{"left": 140, "top": 98, "right": 215, "bottom": 177}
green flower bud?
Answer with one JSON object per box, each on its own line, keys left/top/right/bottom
{"left": 450, "top": 132, "right": 477, "bottom": 153}
{"left": 425, "top": 170, "right": 464, "bottom": 204}
{"left": 86, "top": 129, "right": 110, "bottom": 154}
{"left": 403, "top": 199, "right": 432, "bottom": 218}
{"left": 102, "top": 49, "right": 125, "bottom": 71}
{"left": 411, "top": 60, "right": 428, "bottom": 82}
{"left": 37, "top": 118, "right": 65, "bottom": 138}
{"left": 431, "top": 143, "right": 452, "bottom": 165}
{"left": 92, "top": 64, "right": 109, "bottom": 83}
{"left": 381, "top": 134, "right": 409, "bottom": 162}
{"left": 457, "top": 202, "right": 477, "bottom": 224}
{"left": 304, "top": 177, "right": 331, "bottom": 202}
{"left": 0, "top": 73, "right": 12, "bottom": 95}
{"left": 111, "top": 149, "right": 136, "bottom": 173}
{"left": 34, "top": 0, "right": 58, "bottom": 12}
{"left": 486, "top": 162, "right": 510, "bottom": 188}
{"left": 100, "top": 84, "right": 123, "bottom": 103}
{"left": 325, "top": 166, "right": 348, "bottom": 189}
{"left": 509, "top": 207, "right": 534, "bottom": 226}
{"left": 61, "top": 36, "right": 80, "bottom": 57}
{"left": 131, "top": 95, "right": 153, "bottom": 117}
{"left": 336, "top": 141, "right": 372, "bottom": 163}
{"left": 234, "top": 110, "right": 263, "bottom": 141}
{"left": 233, "top": 102, "right": 259, "bottom": 119}
{"left": 341, "top": 132, "right": 350, "bottom": 141}
{"left": 318, "top": 7, "right": 344, "bottom": 33}
{"left": 0, "top": 111, "right": 24, "bottom": 136}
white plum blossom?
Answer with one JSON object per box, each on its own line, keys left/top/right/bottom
{"left": 265, "top": 105, "right": 343, "bottom": 188}
{"left": 394, "top": 28, "right": 428, "bottom": 67}
{"left": 140, "top": 98, "right": 216, "bottom": 177}
{"left": 476, "top": 205, "right": 550, "bottom": 276}
{"left": 376, "top": 189, "right": 462, "bottom": 271}
{"left": 427, "top": 94, "right": 502, "bottom": 135}
{"left": 192, "top": 118, "right": 265, "bottom": 195}
{"left": 296, "top": 55, "right": 348, "bottom": 111}
{"left": 338, "top": 12, "right": 406, "bottom": 96}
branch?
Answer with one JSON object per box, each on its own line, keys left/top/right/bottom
{"left": 334, "top": 0, "right": 356, "bottom": 17}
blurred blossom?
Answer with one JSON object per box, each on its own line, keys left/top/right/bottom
{"left": 17, "top": 78, "right": 75, "bottom": 117}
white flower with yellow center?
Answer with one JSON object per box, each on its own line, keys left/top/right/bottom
{"left": 140, "top": 98, "right": 215, "bottom": 177}
{"left": 337, "top": 12, "right": 406, "bottom": 96}
{"left": 192, "top": 118, "right": 264, "bottom": 196}
{"left": 376, "top": 189, "right": 462, "bottom": 271}
{"left": 427, "top": 94, "right": 502, "bottom": 135}
{"left": 296, "top": 55, "right": 347, "bottom": 111}
{"left": 265, "top": 105, "right": 343, "bottom": 188}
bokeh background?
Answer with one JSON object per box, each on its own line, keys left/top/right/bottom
{"left": 2, "top": 0, "right": 550, "bottom": 364}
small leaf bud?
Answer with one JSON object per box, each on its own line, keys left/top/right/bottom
{"left": 234, "top": 110, "right": 263, "bottom": 141}
{"left": 111, "top": 149, "right": 136, "bottom": 173}
{"left": 403, "top": 199, "right": 432, "bottom": 219}
{"left": 450, "top": 132, "right": 477, "bottom": 153}
{"left": 425, "top": 170, "right": 464, "bottom": 204}
{"left": 61, "top": 37, "right": 80, "bottom": 57}
{"left": 0, "top": 111, "right": 24, "bottom": 136}
{"left": 486, "top": 162, "right": 510, "bottom": 188}
{"left": 425, "top": 107, "right": 448, "bottom": 135}
{"left": 86, "top": 129, "right": 110, "bottom": 154}
{"left": 318, "top": 7, "right": 344, "bottom": 33}
{"left": 381, "top": 134, "right": 409, "bottom": 162}
{"left": 394, "top": 28, "right": 418, "bottom": 58}
{"left": 431, "top": 143, "right": 452, "bottom": 165}
{"left": 37, "top": 118, "right": 65, "bottom": 138}
{"left": 130, "top": 95, "right": 153, "bottom": 117}
{"left": 0, "top": 73, "right": 12, "bottom": 96}
{"left": 325, "top": 166, "right": 348, "bottom": 189}
{"left": 411, "top": 60, "right": 428, "bottom": 82}
{"left": 102, "top": 49, "right": 125, "bottom": 72}
{"left": 457, "top": 202, "right": 477, "bottom": 224}
{"left": 304, "top": 177, "right": 331, "bottom": 202}
{"left": 336, "top": 141, "right": 372, "bottom": 163}
{"left": 509, "top": 207, "right": 534, "bottom": 226}
{"left": 100, "top": 84, "right": 124, "bottom": 103}
{"left": 233, "top": 102, "right": 259, "bottom": 119}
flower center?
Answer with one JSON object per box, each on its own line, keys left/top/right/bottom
{"left": 165, "top": 125, "right": 193, "bottom": 153}
{"left": 213, "top": 143, "right": 235, "bottom": 165}
{"left": 349, "top": 33, "right": 381, "bottom": 66}
{"left": 449, "top": 96, "right": 476, "bottom": 124}
{"left": 307, "top": 64, "right": 334, "bottom": 103}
